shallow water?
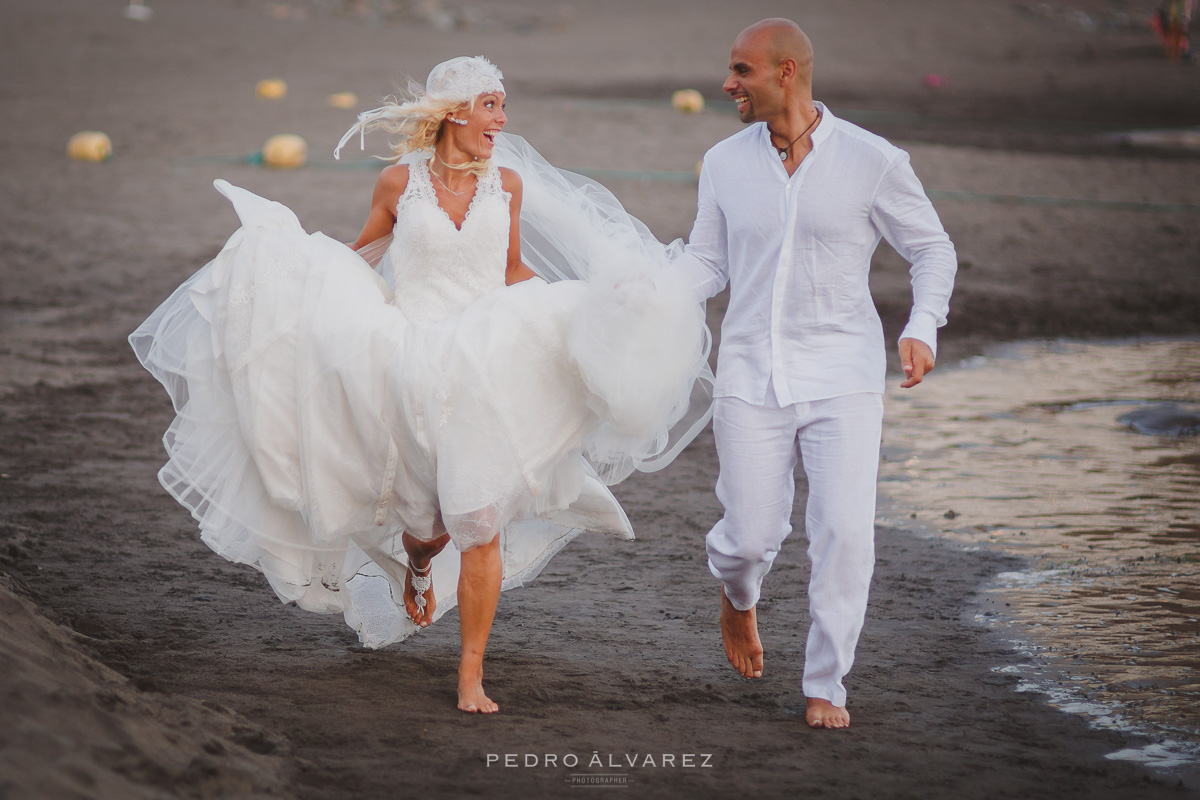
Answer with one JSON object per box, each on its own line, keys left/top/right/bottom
{"left": 878, "top": 339, "right": 1200, "bottom": 768}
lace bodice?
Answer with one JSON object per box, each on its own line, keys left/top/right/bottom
{"left": 387, "top": 156, "right": 511, "bottom": 321}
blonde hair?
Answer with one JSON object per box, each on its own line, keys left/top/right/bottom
{"left": 334, "top": 57, "right": 505, "bottom": 171}
{"left": 372, "top": 89, "right": 489, "bottom": 176}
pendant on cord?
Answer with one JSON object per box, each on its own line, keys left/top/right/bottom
{"left": 774, "top": 109, "right": 821, "bottom": 163}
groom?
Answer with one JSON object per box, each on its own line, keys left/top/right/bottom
{"left": 672, "top": 18, "right": 957, "bottom": 728}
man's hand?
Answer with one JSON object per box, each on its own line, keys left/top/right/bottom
{"left": 899, "top": 338, "right": 935, "bottom": 388}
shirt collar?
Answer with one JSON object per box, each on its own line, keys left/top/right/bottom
{"left": 811, "top": 101, "right": 835, "bottom": 146}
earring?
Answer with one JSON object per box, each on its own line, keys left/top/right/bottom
{"left": 449, "top": 117, "right": 468, "bottom": 126}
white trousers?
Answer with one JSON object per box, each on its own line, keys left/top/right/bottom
{"left": 706, "top": 389, "right": 883, "bottom": 706}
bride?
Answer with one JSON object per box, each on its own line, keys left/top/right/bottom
{"left": 130, "top": 56, "right": 712, "bottom": 713}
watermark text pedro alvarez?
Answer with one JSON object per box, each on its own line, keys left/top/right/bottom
{"left": 487, "top": 751, "right": 714, "bottom": 785}
{"left": 487, "top": 752, "right": 714, "bottom": 769}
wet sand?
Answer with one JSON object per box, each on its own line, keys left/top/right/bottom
{"left": 880, "top": 338, "right": 1200, "bottom": 777}
{"left": 3, "top": 0, "right": 1200, "bottom": 797}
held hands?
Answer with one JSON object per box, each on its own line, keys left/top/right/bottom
{"left": 899, "top": 338, "right": 935, "bottom": 388}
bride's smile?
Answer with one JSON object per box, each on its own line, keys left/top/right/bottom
{"left": 443, "top": 91, "right": 506, "bottom": 161}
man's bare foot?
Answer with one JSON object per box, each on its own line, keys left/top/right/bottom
{"left": 806, "top": 697, "right": 850, "bottom": 729}
{"left": 720, "top": 586, "right": 763, "bottom": 678}
{"left": 457, "top": 672, "right": 499, "bottom": 714}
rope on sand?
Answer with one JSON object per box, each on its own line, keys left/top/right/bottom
{"left": 182, "top": 154, "right": 1200, "bottom": 214}
{"left": 567, "top": 170, "right": 1200, "bottom": 215}
{"left": 924, "top": 190, "right": 1200, "bottom": 215}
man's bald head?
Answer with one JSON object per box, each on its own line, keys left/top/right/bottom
{"left": 734, "top": 18, "right": 814, "bottom": 87}
{"left": 724, "top": 17, "right": 816, "bottom": 123}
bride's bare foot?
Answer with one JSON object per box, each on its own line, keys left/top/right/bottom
{"left": 402, "top": 532, "right": 449, "bottom": 627}
{"left": 456, "top": 535, "right": 501, "bottom": 714}
{"left": 720, "top": 586, "right": 764, "bottom": 678}
{"left": 457, "top": 671, "right": 499, "bottom": 714}
{"left": 806, "top": 697, "right": 850, "bottom": 729}
{"left": 404, "top": 560, "right": 436, "bottom": 626}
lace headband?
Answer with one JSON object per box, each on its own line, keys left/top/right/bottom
{"left": 334, "top": 56, "right": 505, "bottom": 159}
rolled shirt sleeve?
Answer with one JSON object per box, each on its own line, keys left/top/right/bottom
{"left": 869, "top": 152, "right": 957, "bottom": 358}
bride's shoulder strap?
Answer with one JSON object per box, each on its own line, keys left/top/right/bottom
{"left": 484, "top": 162, "right": 510, "bottom": 198}
{"left": 399, "top": 155, "right": 436, "bottom": 209}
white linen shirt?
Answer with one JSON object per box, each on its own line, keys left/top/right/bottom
{"left": 672, "top": 103, "right": 957, "bottom": 406}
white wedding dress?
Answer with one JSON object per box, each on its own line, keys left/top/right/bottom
{"left": 130, "top": 136, "right": 712, "bottom": 647}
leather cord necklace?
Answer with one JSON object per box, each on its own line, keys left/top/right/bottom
{"left": 773, "top": 108, "right": 821, "bottom": 161}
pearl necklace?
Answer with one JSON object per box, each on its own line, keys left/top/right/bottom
{"left": 430, "top": 154, "right": 474, "bottom": 196}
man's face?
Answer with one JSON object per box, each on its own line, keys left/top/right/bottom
{"left": 723, "top": 33, "right": 781, "bottom": 123}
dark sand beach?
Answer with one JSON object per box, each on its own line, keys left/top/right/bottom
{"left": 2, "top": 1, "right": 1199, "bottom": 797}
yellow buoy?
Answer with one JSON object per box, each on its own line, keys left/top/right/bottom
{"left": 671, "top": 89, "right": 705, "bottom": 113}
{"left": 328, "top": 92, "right": 357, "bottom": 110}
{"left": 262, "top": 134, "right": 307, "bottom": 169}
{"left": 255, "top": 78, "right": 288, "bottom": 100}
{"left": 67, "top": 131, "right": 113, "bottom": 162}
